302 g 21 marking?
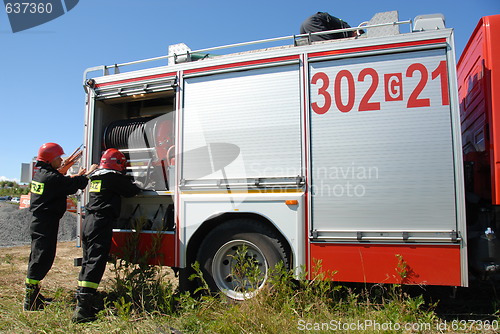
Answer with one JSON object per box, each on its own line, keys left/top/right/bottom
{"left": 311, "top": 60, "right": 449, "bottom": 114}
{"left": 5, "top": 2, "right": 53, "bottom": 14}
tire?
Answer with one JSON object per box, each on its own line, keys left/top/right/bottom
{"left": 196, "top": 218, "right": 289, "bottom": 300}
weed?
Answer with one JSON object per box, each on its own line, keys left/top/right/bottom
{"left": 188, "top": 261, "right": 210, "bottom": 296}
{"left": 229, "top": 244, "right": 265, "bottom": 297}
{"left": 113, "top": 296, "right": 133, "bottom": 320}
{"left": 106, "top": 217, "right": 176, "bottom": 316}
{"left": 2, "top": 254, "right": 14, "bottom": 264}
{"left": 395, "top": 254, "right": 408, "bottom": 281}
{"left": 2, "top": 240, "right": 497, "bottom": 332}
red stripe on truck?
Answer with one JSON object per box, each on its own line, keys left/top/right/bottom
{"left": 184, "top": 55, "right": 300, "bottom": 74}
{"left": 95, "top": 72, "right": 177, "bottom": 88}
{"left": 309, "top": 38, "right": 447, "bottom": 58}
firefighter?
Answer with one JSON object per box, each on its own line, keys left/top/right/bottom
{"left": 25, "top": 143, "right": 97, "bottom": 311}
{"left": 300, "top": 12, "right": 358, "bottom": 41}
{"left": 72, "top": 148, "right": 141, "bottom": 323}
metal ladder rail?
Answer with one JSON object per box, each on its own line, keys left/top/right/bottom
{"left": 83, "top": 18, "right": 412, "bottom": 82}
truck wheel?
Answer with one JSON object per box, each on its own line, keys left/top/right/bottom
{"left": 196, "top": 219, "right": 289, "bottom": 300}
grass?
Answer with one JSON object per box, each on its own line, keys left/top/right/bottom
{"left": 0, "top": 242, "right": 499, "bottom": 333}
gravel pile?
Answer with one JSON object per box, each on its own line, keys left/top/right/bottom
{"left": 0, "top": 202, "right": 77, "bottom": 247}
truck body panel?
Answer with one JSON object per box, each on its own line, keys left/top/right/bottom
{"left": 310, "top": 243, "right": 461, "bottom": 285}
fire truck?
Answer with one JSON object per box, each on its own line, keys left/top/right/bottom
{"left": 79, "top": 11, "right": 498, "bottom": 300}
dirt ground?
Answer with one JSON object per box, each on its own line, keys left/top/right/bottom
{"left": 0, "top": 241, "right": 115, "bottom": 300}
{"left": 0, "top": 199, "right": 177, "bottom": 303}
{"left": 0, "top": 200, "right": 86, "bottom": 300}
{"left": 0, "top": 241, "right": 178, "bottom": 309}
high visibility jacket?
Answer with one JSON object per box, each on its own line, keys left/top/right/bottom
{"left": 85, "top": 169, "right": 141, "bottom": 218}
{"left": 30, "top": 162, "right": 88, "bottom": 219}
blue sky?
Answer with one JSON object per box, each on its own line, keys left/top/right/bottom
{"left": 0, "top": 0, "right": 498, "bottom": 182}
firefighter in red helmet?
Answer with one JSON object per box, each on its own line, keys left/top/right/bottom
{"left": 72, "top": 148, "right": 141, "bottom": 323}
{"left": 25, "top": 143, "right": 97, "bottom": 311}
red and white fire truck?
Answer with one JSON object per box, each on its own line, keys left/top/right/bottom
{"left": 79, "top": 11, "right": 500, "bottom": 300}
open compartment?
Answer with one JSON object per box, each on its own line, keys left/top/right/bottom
{"left": 89, "top": 90, "right": 176, "bottom": 192}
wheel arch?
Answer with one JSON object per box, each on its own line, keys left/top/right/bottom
{"left": 185, "top": 212, "right": 294, "bottom": 269}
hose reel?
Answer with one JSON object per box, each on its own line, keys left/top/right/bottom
{"left": 103, "top": 114, "right": 174, "bottom": 190}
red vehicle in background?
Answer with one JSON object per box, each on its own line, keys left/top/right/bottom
{"left": 458, "top": 14, "right": 500, "bottom": 277}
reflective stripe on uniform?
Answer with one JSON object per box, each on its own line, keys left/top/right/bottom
{"left": 89, "top": 180, "right": 102, "bottom": 192}
{"left": 30, "top": 181, "right": 44, "bottom": 195}
{"left": 78, "top": 280, "right": 99, "bottom": 289}
{"left": 26, "top": 278, "right": 40, "bottom": 285}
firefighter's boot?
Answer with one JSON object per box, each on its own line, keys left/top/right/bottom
{"left": 24, "top": 283, "right": 51, "bottom": 311}
{"left": 72, "top": 288, "right": 98, "bottom": 323}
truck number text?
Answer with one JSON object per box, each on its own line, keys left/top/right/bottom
{"left": 311, "top": 60, "right": 449, "bottom": 114}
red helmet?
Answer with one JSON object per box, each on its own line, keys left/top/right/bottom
{"left": 37, "top": 143, "right": 65, "bottom": 163}
{"left": 99, "top": 148, "right": 127, "bottom": 171}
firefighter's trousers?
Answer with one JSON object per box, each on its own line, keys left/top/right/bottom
{"left": 78, "top": 211, "right": 113, "bottom": 287}
{"left": 27, "top": 214, "right": 60, "bottom": 282}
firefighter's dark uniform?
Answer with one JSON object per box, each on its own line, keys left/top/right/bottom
{"left": 300, "top": 12, "right": 354, "bottom": 41}
{"left": 27, "top": 161, "right": 89, "bottom": 284}
{"left": 78, "top": 169, "right": 140, "bottom": 289}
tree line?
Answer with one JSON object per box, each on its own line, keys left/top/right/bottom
{"left": 0, "top": 181, "right": 30, "bottom": 196}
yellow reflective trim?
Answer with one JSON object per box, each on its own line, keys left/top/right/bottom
{"left": 30, "top": 181, "right": 44, "bottom": 195}
{"left": 89, "top": 180, "right": 102, "bottom": 193}
{"left": 78, "top": 281, "right": 99, "bottom": 289}
{"left": 26, "top": 278, "right": 40, "bottom": 285}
